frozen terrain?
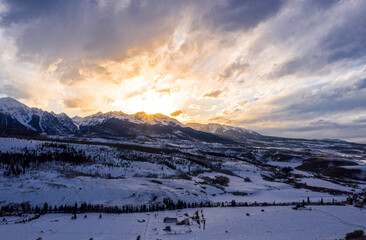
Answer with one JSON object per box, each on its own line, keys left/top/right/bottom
{"left": 1, "top": 206, "right": 366, "bottom": 240}
{"left": 1, "top": 137, "right": 364, "bottom": 208}
{"left": 1, "top": 98, "right": 366, "bottom": 240}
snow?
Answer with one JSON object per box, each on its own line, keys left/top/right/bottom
{"left": 300, "top": 177, "right": 356, "bottom": 192}
{"left": 75, "top": 111, "right": 184, "bottom": 128}
{"left": 0, "top": 97, "right": 77, "bottom": 133}
{"left": 0, "top": 137, "right": 41, "bottom": 152}
{"left": 0, "top": 136, "right": 365, "bottom": 239}
{"left": 0, "top": 97, "right": 43, "bottom": 131}
{"left": 1, "top": 99, "right": 366, "bottom": 239}
{"left": 0, "top": 137, "right": 360, "bottom": 208}
{"left": 1, "top": 206, "right": 365, "bottom": 240}
{"left": 187, "top": 123, "right": 259, "bottom": 136}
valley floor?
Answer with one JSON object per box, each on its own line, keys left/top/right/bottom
{"left": 1, "top": 205, "right": 366, "bottom": 240}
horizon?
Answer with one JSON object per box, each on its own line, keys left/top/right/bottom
{"left": 2, "top": 96, "right": 365, "bottom": 144}
{"left": 0, "top": 0, "right": 366, "bottom": 143}
{"left": 0, "top": 95, "right": 253, "bottom": 129}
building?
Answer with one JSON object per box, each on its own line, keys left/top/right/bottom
{"left": 164, "top": 217, "right": 178, "bottom": 223}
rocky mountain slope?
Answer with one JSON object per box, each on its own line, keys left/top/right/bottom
{"left": 186, "top": 123, "right": 263, "bottom": 142}
{"left": 0, "top": 97, "right": 77, "bottom": 134}
{"left": 0, "top": 97, "right": 233, "bottom": 143}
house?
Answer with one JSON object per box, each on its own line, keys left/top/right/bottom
{"left": 177, "top": 218, "right": 190, "bottom": 225}
{"left": 164, "top": 217, "right": 178, "bottom": 223}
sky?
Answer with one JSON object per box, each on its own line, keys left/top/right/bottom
{"left": 0, "top": 0, "right": 366, "bottom": 143}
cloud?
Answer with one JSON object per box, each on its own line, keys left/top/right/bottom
{"left": 256, "top": 118, "right": 366, "bottom": 143}
{"left": 63, "top": 97, "right": 82, "bottom": 109}
{"left": 269, "top": 77, "right": 366, "bottom": 118}
{"left": 0, "top": 83, "right": 31, "bottom": 99}
{"left": 358, "top": 78, "right": 366, "bottom": 90}
{"left": 203, "top": 90, "right": 223, "bottom": 98}
{"left": 236, "top": 99, "right": 248, "bottom": 106}
{"left": 353, "top": 116, "right": 366, "bottom": 124}
{"left": 207, "top": 116, "right": 234, "bottom": 125}
{"left": 201, "top": 0, "right": 284, "bottom": 32}
{"left": 1, "top": 0, "right": 366, "bottom": 142}
{"left": 155, "top": 88, "right": 171, "bottom": 95}
{"left": 0, "top": 0, "right": 188, "bottom": 68}
{"left": 219, "top": 59, "right": 249, "bottom": 81}
{"left": 170, "top": 110, "right": 183, "bottom": 117}
{"left": 188, "top": 104, "right": 201, "bottom": 109}
{"left": 267, "top": 1, "right": 366, "bottom": 79}
{"left": 63, "top": 96, "right": 97, "bottom": 111}
{"left": 63, "top": 94, "right": 110, "bottom": 114}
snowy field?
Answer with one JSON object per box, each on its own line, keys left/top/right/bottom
{"left": 1, "top": 137, "right": 366, "bottom": 240}
{"left": 1, "top": 206, "right": 366, "bottom": 240}
{"left": 0, "top": 137, "right": 364, "bottom": 208}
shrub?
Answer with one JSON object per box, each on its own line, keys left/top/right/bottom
{"left": 346, "top": 230, "right": 364, "bottom": 239}
{"left": 201, "top": 175, "right": 230, "bottom": 186}
{"left": 244, "top": 177, "right": 252, "bottom": 182}
{"left": 213, "top": 176, "right": 230, "bottom": 186}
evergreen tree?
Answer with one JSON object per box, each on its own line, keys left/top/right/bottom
{"left": 43, "top": 202, "right": 48, "bottom": 214}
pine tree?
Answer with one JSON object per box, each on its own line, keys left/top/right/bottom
{"left": 43, "top": 202, "right": 48, "bottom": 214}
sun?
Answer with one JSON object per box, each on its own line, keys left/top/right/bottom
{"left": 110, "top": 90, "right": 178, "bottom": 116}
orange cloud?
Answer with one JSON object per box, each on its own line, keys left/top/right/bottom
{"left": 203, "top": 90, "right": 223, "bottom": 98}
{"left": 170, "top": 110, "right": 183, "bottom": 117}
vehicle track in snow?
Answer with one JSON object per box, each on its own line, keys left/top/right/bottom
{"left": 313, "top": 208, "right": 366, "bottom": 230}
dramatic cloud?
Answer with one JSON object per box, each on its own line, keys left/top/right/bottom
{"left": 202, "top": 0, "right": 284, "bottom": 32}
{"left": 1, "top": 0, "right": 366, "bottom": 142}
{"left": 170, "top": 110, "right": 183, "bottom": 117}
{"left": 189, "top": 104, "right": 201, "bottom": 110}
{"left": 1, "top": 0, "right": 186, "bottom": 63}
{"left": 203, "top": 90, "right": 223, "bottom": 99}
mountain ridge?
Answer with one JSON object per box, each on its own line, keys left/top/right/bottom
{"left": 0, "top": 97, "right": 355, "bottom": 145}
{"left": 0, "top": 97, "right": 77, "bottom": 134}
{"left": 0, "top": 97, "right": 234, "bottom": 143}
{"left": 186, "top": 122, "right": 264, "bottom": 143}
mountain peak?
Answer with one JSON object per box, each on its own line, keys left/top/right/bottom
{"left": 75, "top": 110, "right": 184, "bottom": 128}
{"left": 108, "top": 111, "right": 125, "bottom": 115}
{"left": 186, "top": 122, "right": 261, "bottom": 142}
{"left": 134, "top": 111, "right": 148, "bottom": 117}
{"left": 0, "top": 97, "right": 27, "bottom": 109}
{"left": 0, "top": 96, "right": 19, "bottom": 102}
{"left": 0, "top": 97, "right": 77, "bottom": 133}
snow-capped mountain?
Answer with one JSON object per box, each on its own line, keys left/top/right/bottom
{"left": 76, "top": 111, "right": 232, "bottom": 143}
{"left": 0, "top": 97, "right": 232, "bottom": 143}
{"left": 0, "top": 97, "right": 77, "bottom": 134}
{"left": 2, "top": 97, "right": 356, "bottom": 146}
{"left": 50, "top": 112, "right": 78, "bottom": 132}
{"left": 186, "top": 123, "right": 262, "bottom": 142}
{"left": 74, "top": 111, "right": 184, "bottom": 128}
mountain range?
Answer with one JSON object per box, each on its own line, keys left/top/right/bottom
{"left": 0, "top": 97, "right": 357, "bottom": 148}
{"left": 1, "top": 97, "right": 366, "bottom": 213}
{"left": 0, "top": 97, "right": 259, "bottom": 143}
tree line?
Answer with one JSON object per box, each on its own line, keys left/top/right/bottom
{"left": 1, "top": 198, "right": 213, "bottom": 216}
{"left": 1, "top": 197, "right": 348, "bottom": 217}
{"left": 0, "top": 146, "right": 91, "bottom": 176}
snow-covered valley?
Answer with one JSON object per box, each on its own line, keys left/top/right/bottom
{"left": 1, "top": 137, "right": 365, "bottom": 209}
{"left": 2, "top": 206, "right": 366, "bottom": 240}
{"left": 1, "top": 98, "right": 366, "bottom": 239}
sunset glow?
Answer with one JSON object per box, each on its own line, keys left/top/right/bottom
{"left": 0, "top": 0, "right": 366, "bottom": 142}
{"left": 2, "top": 3, "right": 366, "bottom": 240}
{"left": 110, "top": 90, "right": 178, "bottom": 116}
